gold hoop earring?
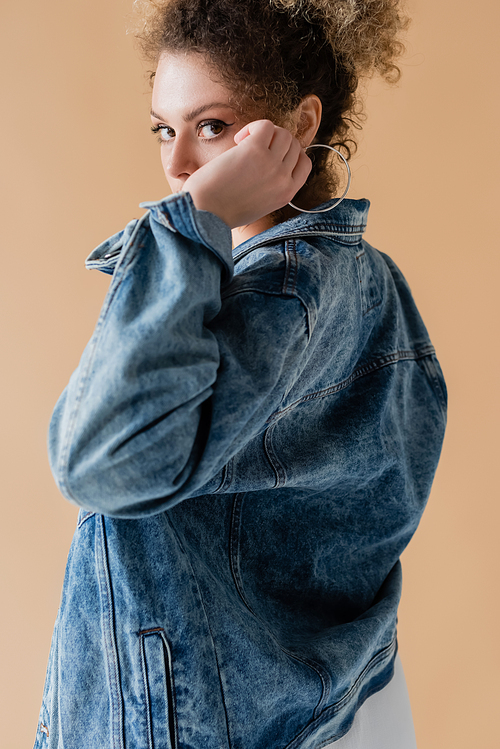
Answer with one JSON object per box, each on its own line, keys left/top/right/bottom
{"left": 288, "top": 144, "right": 351, "bottom": 214}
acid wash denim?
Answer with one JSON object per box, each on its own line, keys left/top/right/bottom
{"left": 35, "top": 193, "right": 447, "bottom": 749}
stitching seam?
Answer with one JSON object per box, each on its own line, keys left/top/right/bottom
{"left": 228, "top": 495, "right": 331, "bottom": 715}
{"left": 96, "top": 517, "right": 125, "bottom": 749}
{"left": 264, "top": 425, "right": 287, "bottom": 488}
{"left": 267, "top": 346, "right": 436, "bottom": 424}
{"left": 166, "top": 515, "right": 233, "bottom": 749}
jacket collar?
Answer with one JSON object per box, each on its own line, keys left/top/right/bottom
{"left": 232, "top": 198, "right": 370, "bottom": 263}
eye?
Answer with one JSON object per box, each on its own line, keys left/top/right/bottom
{"left": 151, "top": 124, "right": 174, "bottom": 142}
{"left": 198, "top": 120, "right": 232, "bottom": 139}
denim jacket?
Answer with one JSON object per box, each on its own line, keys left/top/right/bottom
{"left": 35, "top": 193, "right": 446, "bottom": 749}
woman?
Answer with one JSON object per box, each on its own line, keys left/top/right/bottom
{"left": 35, "top": 1, "right": 446, "bottom": 747}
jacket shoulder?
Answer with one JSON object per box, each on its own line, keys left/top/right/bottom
{"left": 226, "top": 233, "right": 364, "bottom": 332}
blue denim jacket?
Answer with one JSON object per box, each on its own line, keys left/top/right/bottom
{"left": 35, "top": 193, "right": 446, "bottom": 748}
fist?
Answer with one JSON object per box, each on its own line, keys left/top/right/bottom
{"left": 184, "top": 120, "right": 311, "bottom": 229}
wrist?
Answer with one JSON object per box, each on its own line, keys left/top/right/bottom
{"left": 184, "top": 181, "right": 233, "bottom": 228}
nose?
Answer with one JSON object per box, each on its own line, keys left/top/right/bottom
{"left": 162, "top": 134, "right": 200, "bottom": 186}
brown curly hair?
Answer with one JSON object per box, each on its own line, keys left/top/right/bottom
{"left": 133, "top": 0, "right": 409, "bottom": 211}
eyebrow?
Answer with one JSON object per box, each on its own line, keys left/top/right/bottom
{"left": 150, "top": 102, "right": 235, "bottom": 122}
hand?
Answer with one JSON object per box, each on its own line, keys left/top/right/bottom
{"left": 183, "top": 120, "right": 312, "bottom": 229}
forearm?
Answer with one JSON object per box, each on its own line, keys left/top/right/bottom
{"left": 49, "top": 193, "right": 232, "bottom": 514}
{"left": 49, "top": 193, "right": 309, "bottom": 517}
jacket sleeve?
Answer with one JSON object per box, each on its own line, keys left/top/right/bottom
{"left": 48, "top": 192, "right": 309, "bottom": 517}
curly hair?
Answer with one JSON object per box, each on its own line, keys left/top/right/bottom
{"left": 133, "top": 0, "right": 409, "bottom": 210}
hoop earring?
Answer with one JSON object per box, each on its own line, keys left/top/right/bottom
{"left": 288, "top": 144, "right": 351, "bottom": 214}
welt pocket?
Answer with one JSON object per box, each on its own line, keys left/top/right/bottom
{"left": 139, "top": 628, "right": 177, "bottom": 749}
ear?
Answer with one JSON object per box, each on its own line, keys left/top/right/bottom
{"left": 295, "top": 95, "right": 322, "bottom": 147}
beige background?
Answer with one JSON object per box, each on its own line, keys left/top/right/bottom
{"left": 1, "top": 1, "right": 498, "bottom": 747}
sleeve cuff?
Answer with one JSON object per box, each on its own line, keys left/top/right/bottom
{"left": 140, "top": 192, "right": 234, "bottom": 285}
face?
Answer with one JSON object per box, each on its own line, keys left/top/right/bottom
{"left": 151, "top": 52, "right": 252, "bottom": 195}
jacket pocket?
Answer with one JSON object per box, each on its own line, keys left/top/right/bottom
{"left": 139, "top": 628, "right": 177, "bottom": 749}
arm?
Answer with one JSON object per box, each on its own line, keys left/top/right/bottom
{"left": 49, "top": 121, "right": 311, "bottom": 517}
{"left": 49, "top": 192, "right": 309, "bottom": 517}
